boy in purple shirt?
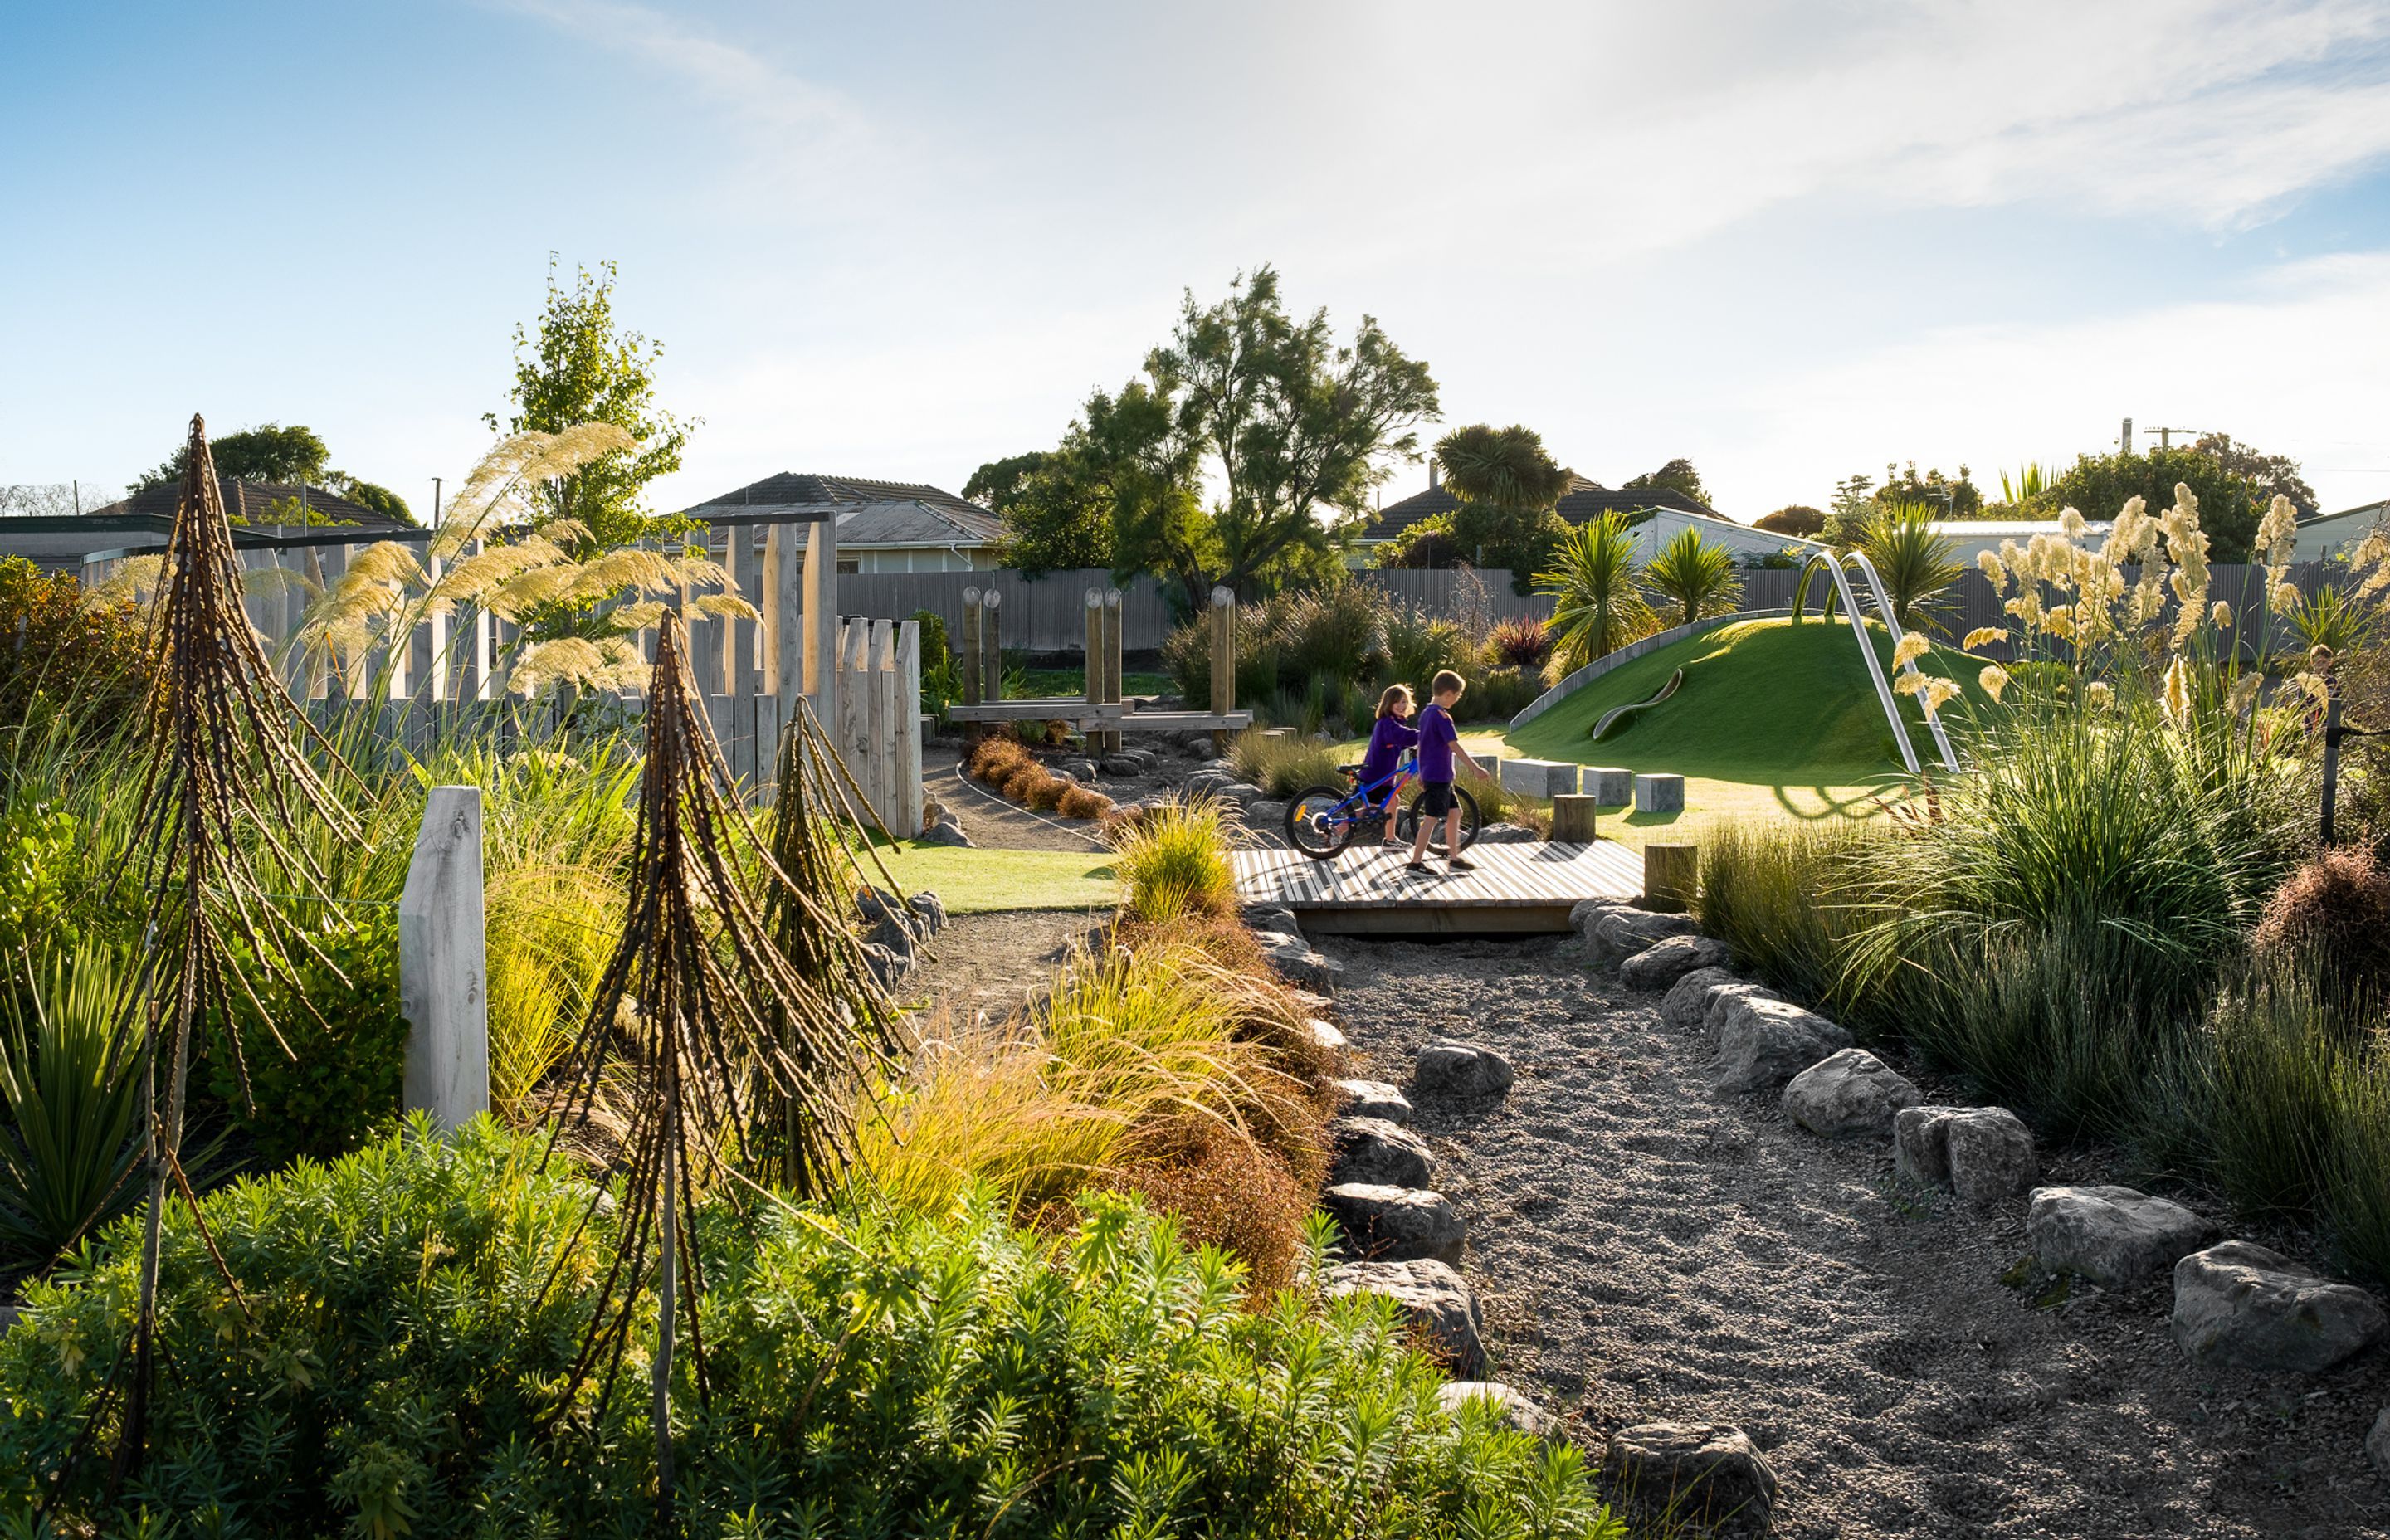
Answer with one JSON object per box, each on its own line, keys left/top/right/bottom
{"left": 1407, "top": 669, "right": 1491, "bottom": 872}
{"left": 1358, "top": 684, "right": 1421, "bottom": 848}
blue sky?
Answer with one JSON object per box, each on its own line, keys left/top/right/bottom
{"left": 6, "top": 0, "right": 2390, "bottom": 521}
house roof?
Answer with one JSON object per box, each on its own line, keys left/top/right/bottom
{"left": 1358, "top": 475, "right": 1718, "bottom": 541}
{"left": 2305, "top": 500, "right": 2386, "bottom": 528}
{"left": 682, "top": 473, "right": 1003, "bottom": 547}
{"left": 84, "top": 477, "right": 415, "bottom": 532}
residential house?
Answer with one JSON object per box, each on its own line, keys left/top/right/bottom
{"left": 680, "top": 473, "right": 1002, "bottom": 573}
{"left": 2295, "top": 500, "right": 2385, "bottom": 562}
{"left": 1, "top": 477, "right": 416, "bottom": 573}
{"left": 1354, "top": 466, "right": 1797, "bottom": 568}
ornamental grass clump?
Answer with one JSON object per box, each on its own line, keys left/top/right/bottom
{"left": 1110, "top": 792, "right": 1238, "bottom": 923}
{"left": 1230, "top": 728, "right": 1346, "bottom": 798}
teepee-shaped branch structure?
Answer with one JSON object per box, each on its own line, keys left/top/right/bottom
{"left": 543, "top": 610, "right": 908, "bottom": 1520}
{"left": 115, "top": 414, "right": 359, "bottom": 1473}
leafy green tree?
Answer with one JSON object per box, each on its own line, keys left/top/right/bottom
{"left": 134, "top": 426, "right": 417, "bottom": 525}
{"left": 1622, "top": 457, "right": 1712, "bottom": 509}
{"left": 485, "top": 258, "right": 693, "bottom": 550}
{"left": 1878, "top": 460, "right": 1981, "bottom": 517}
{"left": 2032, "top": 446, "right": 2286, "bottom": 562}
{"left": 2190, "top": 433, "right": 2316, "bottom": 515}
{"left": 1538, "top": 514, "right": 1656, "bottom": 668}
{"left": 967, "top": 450, "right": 1115, "bottom": 576}
{"left": 1756, "top": 505, "right": 1825, "bottom": 538}
{"left": 1642, "top": 526, "right": 1744, "bottom": 628}
{"left": 1435, "top": 424, "right": 1573, "bottom": 591}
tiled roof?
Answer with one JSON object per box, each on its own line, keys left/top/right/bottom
{"left": 85, "top": 477, "right": 415, "bottom": 531}
{"left": 1359, "top": 475, "right": 1716, "bottom": 540}
{"left": 683, "top": 472, "right": 1003, "bottom": 546}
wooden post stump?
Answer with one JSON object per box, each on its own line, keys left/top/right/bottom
{"left": 400, "top": 786, "right": 488, "bottom": 1130}
{"left": 1645, "top": 841, "right": 1698, "bottom": 914}
{"left": 1209, "top": 585, "right": 1236, "bottom": 755}
{"left": 1550, "top": 794, "right": 1598, "bottom": 842}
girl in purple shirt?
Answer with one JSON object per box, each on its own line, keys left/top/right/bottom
{"left": 1359, "top": 685, "right": 1421, "bottom": 847}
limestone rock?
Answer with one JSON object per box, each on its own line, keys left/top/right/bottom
{"left": 2027, "top": 1185, "right": 2215, "bottom": 1287}
{"left": 1100, "top": 754, "right": 1149, "bottom": 777}
{"left": 1894, "top": 1106, "right": 2037, "bottom": 1202}
{"left": 1618, "top": 933, "right": 1731, "bottom": 992}
{"left": 1413, "top": 1040, "right": 1516, "bottom": 1100}
{"left": 1436, "top": 1382, "right": 1548, "bottom": 1436}
{"left": 1474, "top": 822, "right": 1539, "bottom": 844}
{"left": 1568, "top": 897, "right": 1636, "bottom": 943}
{"left": 1661, "top": 966, "right": 1740, "bottom": 1030}
{"left": 1256, "top": 933, "right": 1342, "bottom": 992}
{"left": 859, "top": 942, "right": 910, "bottom": 992}
{"left": 1712, "top": 997, "right": 1852, "bottom": 1094}
{"left": 1057, "top": 758, "right": 1099, "bottom": 782}
{"left": 1247, "top": 799, "right": 1289, "bottom": 831}
{"left": 2368, "top": 1408, "right": 2390, "bottom": 1484}
{"left": 1330, "top": 1117, "right": 1433, "bottom": 1189}
{"left": 1321, "top": 1182, "right": 1466, "bottom": 1265}
{"left": 918, "top": 812, "right": 973, "bottom": 848}
{"left": 1602, "top": 1422, "right": 1778, "bottom": 1528}
{"left": 1243, "top": 903, "right": 1302, "bottom": 938}
{"left": 1333, "top": 1078, "right": 1413, "bottom": 1123}
{"left": 1589, "top": 908, "right": 1701, "bottom": 965}
{"left": 1781, "top": 1048, "right": 1922, "bottom": 1138}
{"left": 1701, "top": 981, "right": 1780, "bottom": 1038}
{"left": 1307, "top": 1017, "right": 1348, "bottom": 1055}
{"left": 2171, "top": 1240, "right": 2388, "bottom": 1372}
{"left": 1325, "top": 1259, "right": 1485, "bottom": 1376}
{"left": 905, "top": 890, "right": 947, "bottom": 936}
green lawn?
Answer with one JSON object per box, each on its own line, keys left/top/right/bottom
{"left": 1011, "top": 668, "right": 1173, "bottom": 699}
{"left": 870, "top": 843, "right": 1120, "bottom": 914}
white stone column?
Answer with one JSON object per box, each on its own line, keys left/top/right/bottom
{"left": 399, "top": 786, "right": 489, "bottom": 1131}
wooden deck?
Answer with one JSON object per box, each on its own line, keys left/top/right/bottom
{"left": 1233, "top": 840, "right": 1641, "bottom": 935}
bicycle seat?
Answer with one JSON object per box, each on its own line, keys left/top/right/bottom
{"left": 1338, "top": 763, "right": 1365, "bottom": 780}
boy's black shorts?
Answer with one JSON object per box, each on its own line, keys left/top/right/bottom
{"left": 1417, "top": 780, "right": 1458, "bottom": 816}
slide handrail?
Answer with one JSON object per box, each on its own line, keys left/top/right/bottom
{"left": 1791, "top": 552, "right": 1961, "bottom": 776}
{"left": 1842, "top": 549, "right": 1961, "bottom": 773}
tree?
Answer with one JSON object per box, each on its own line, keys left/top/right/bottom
{"left": 966, "top": 450, "right": 1115, "bottom": 576}
{"left": 1878, "top": 460, "right": 1981, "bottom": 517}
{"left": 1622, "top": 457, "right": 1712, "bottom": 509}
{"left": 2191, "top": 433, "right": 2316, "bottom": 515}
{"left": 1435, "top": 424, "right": 1573, "bottom": 590}
{"left": 1756, "top": 504, "right": 1826, "bottom": 538}
{"left": 485, "top": 257, "right": 694, "bottom": 551}
{"left": 132, "top": 422, "right": 417, "bottom": 524}
{"left": 1538, "top": 513, "right": 1656, "bottom": 668}
{"left": 1856, "top": 503, "right": 1963, "bottom": 632}
{"left": 1642, "top": 526, "right": 1744, "bottom": 628}
{"left": 2032, "top": 446, "right": 2285, "bottom": 562}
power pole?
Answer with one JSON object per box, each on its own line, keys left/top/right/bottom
{"left": 2148, "top": 426, "right": 2200, "bottom": 451}
{"left": 2120, "top": 417, "right": 2133, "bottom": 456}
{"left": 432, "top": 477, "right": 442, "bottom": 532}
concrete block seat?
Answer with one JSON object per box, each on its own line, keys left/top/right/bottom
{"left": 1581, "top": 766, "right": 1633, "bottom": 805}
{"left": 1632, "top": 772, "right": 1685, "bottom": 814}
{"left": 1498, "top": 758, "right": 1581, "bottom": 797}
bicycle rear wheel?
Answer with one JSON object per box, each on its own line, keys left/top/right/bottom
{"left": 1396, "top": 787, "right": 1480, "bottom": 855}
{"left": 1285, "top": 787, "right": 1358, "bottom": 860}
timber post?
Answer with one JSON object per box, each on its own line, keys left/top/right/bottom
{"left": 399, "top": 786, "right": 489, "bottom": 1130}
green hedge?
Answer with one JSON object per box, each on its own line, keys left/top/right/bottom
{"left": 2, "top": 1119, "right": 1621, "bottom": 1539}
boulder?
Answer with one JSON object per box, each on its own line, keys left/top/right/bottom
{"left": 1321, "top": 1182, "right": 1466, "bottom": 1265}
{"left": 1436, "top": 1382, "right": 1548, "bottom": 1437}
{"left": 1100, "top": 754, "right": 1149, "bottom": 777}
{"left": 1589, "top": 907, "right": 1702, "bottom": 964}
{"left": 866, "top": 915, "right": 918, "bottom": 962}
{"left": 1894, "top": 1106, "right": 2037, "bottom": 1202}
{"left": 2027, "top": 1185, "right": 2215, "bottom": 1288}
{"left": 1333, "top": 1078, "right": 1413, "bottom": 1123}
{"left": 859, "top": 942, "right": 910, "bottom": 992}
{"left": 1307, "top": 1017, "right": 1349, "bottom": 1055}
{"left": 1256, "top": 933, "right": 1343, "bottom": 992}
{"left": 1243, "top": 903, "right": 1302, "bottom": 938}
{"left": 1568, "top": 896, "right": 1636, "bottom": 939}
{"left": 1057, "top": 758, "right": 1099, "bottom": 782}
{"left": 1329, "top": 1118, "right": 1434, "bottom": 1189}
{"left": 1781, "top": 1048, "right": 1921, "bottom": 1138}
{"left": 1247, "top": 799, "right": 1289, "bottom": 830}
{"left": 1711, "top": 997, "right": 1852, "bottom": 1094}
{"left": 1413, "top": 1040, "right": 1516, "bottom": 1100}
{"left": 1661, "top": 966, "right": 1740, "bottom": 1030}
{"left": 2171, "top": 1240, "right": 2388, "bottom": 1372}
{"left": 905, "top": 891, "right": 947, "bottom": 935}
{"left": 1325, "top": 1259, "right": 1485, "bottom": 1376}
{"left": 919, "top": 811, "right": 973, "bottom": 847}
{"left": 1701, "top": 981, "right": 1780, "bottom": 1038}
{"left": 1602, "top": 1422, "right": 1778, "bottom": 1528}
{"left": 2368, "top": 1408, "right": 2390, "bottom": 1484}
{"left": 1618, "top": 934, "right": 1731, "bottom": 992}
{"left": 1475, "top": 822, "right": 1539, "bottom": 844}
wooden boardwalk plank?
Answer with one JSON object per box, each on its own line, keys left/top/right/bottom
{"left": 1232, "top": 841, "right": 1641, "bottom": 919}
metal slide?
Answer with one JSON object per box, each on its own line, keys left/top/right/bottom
{"left": 1792, "top": 553, "right": 1962, "bottom": 776}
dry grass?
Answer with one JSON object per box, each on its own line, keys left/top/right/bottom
{"left": 1107, "top": 792, "right": 1239, "bottom": 923}
{"left": 1056, "top": 783, "right": 1114, "bottom": 821}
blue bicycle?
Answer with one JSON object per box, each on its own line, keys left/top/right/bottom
{"left": 1282, "top": 751, "right": 1481, "bottom": 860}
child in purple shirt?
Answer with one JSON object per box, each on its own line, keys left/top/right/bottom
{"left": 1407, "top": 669, "right": 1491, "bottom": 872}
{"left": 1358, "top": 685, "right": 1421, "bottom": 848}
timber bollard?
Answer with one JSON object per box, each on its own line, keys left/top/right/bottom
{"left": 399, "top": 786, "right": 489, "bottom": 1130}
{"left": 1209, "top": 585, "right": 1236, "bottom": 754}
{"left": 1550, "top": 794, "right": 1598, "bottom": 842}
{"left": 1644, "top": 841, "right": 1698, "bottom": 914}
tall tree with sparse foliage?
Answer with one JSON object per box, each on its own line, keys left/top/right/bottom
{"left": 1436, "top": 423, "right": 1573, "bottom": 591}
{"left": 1621, "top": 457, "right": 1712, "bottom": 509}
{"left": 134, "top": 422, "right": 415, "bottom": 524}
{"left": 487, "top": 258, "right": 694, "bottom": 551}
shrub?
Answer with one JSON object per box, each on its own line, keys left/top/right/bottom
{"left": 1381, "top": 514, "right": 1461, "bottom": 569}
{"left": 2252, "top": 846, "right": 2390, "bottom": 1010}
{"left": 1756, "top": 504, "right": 1826, "bottom": 538}
{"left": 0, "top": 943, "right": 147, "bottom": 1279}
{"left": 1466, "top": 665, "right": 1544, "bottom": 724}
{"left": 1641, "top": 526, "right": 1745, "bottom": 630}
{"left": 1383, "top": 605, "right": 1472, "bottom": 691}
{"left": 0, "top": 557, "right": 153, "bottom": 744}
{"left": 1539, "top": 514, "right": 1657, "bottom": 668}
{"left": 1001, "top": 763, "right": 1048, "bottom": 802}
{"left": 1696, "top": 821, "right": 1889, "bottom": 1013}
{"left": 1230, "top": 729, "right": 1347, "bottom": 798}
{"left": 966, "top": 733, "right": 1030, "bottom": 783}
{"left": 1056, "top": 782, "right": 1114, "bottom": 820}
{"left": 1488, "top": 615, "right": 1554, "bottom": 669}
{"left": 0, "top": 1120, "right": 1621, "bottom": 1537}
{"left": 1110, "top": 793, "right": 1237, "bottom": 923}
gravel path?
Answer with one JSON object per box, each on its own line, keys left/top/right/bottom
{"left": 900, "top": 908, "right": 1097, "bottom": 1027}
{"left": 1315, "top": 933, "right": 2390, "bottom": 1540}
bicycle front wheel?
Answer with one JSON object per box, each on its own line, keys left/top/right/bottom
{"left": 1285, "top": 787, "right": 1358, "bottom": 860}
{"left": 1396, "top": 787, "right": 1480, "bottom": 855}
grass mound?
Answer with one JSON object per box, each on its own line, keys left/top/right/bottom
{"left": 1506, "top": 616, "right": 1985, "bottom": 782}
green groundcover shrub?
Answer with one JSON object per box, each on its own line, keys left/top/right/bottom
{"left": 0, "top": 1118, "right": 1620, "bottom": 1539}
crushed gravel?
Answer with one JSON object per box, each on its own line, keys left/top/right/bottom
{"left": 1314, "top": 932, "right": 2390, "bottom": 1540}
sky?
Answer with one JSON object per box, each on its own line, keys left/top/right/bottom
{"left": 5, "top": 0, "right": 2390, "bottom": 524}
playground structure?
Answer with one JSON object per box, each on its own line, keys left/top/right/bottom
{"left": 1791, "top": 550, "right": 1960, "bottom": 775}
{"left": 1589, "top": 667, "right": 1683, "bottom": 742}
{"left": 949, "top": 582, "right": 1254, "bottom": 746}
